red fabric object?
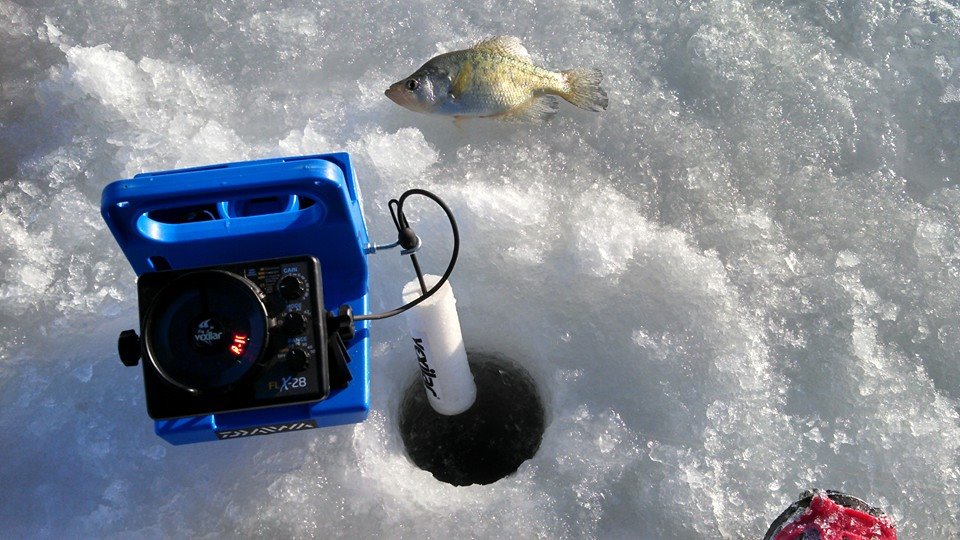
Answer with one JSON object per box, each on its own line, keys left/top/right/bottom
{"left": 773, "top": 494, "right": 897, "bottom": 540}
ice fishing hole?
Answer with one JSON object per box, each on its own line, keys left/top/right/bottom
{"left": 398, "top": 352, "right": 546, "bottom": 487}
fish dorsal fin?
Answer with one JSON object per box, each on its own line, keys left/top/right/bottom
{"left": 472, "top": 36, "right": 532, "bottom": 62}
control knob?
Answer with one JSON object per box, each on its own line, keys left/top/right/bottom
{"left": 277, "top": 275, "right": 305, "bottom": 300}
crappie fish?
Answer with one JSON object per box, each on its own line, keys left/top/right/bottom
{"left": 385, "top": 36, "right": 608, "bottom": 121}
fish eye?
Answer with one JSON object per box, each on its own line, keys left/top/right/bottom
{"left": 405, "top": 79, "right": 420, "bottom": 91}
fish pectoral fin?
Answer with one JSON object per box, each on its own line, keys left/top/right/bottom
{"left": 472, "top": 36, "right": 533, "bottom": 63}
{"left": 450, "top": 61, "right": 473, "bottom": 99}
{"left": 493, "top": 95, "right": 560, "bottom": 122}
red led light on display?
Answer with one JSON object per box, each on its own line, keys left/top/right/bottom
{"left": 230, "top": 334, "right": 248, "bottom": 356}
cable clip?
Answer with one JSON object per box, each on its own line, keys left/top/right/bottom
{"left": 368, "top": 226, "right": 421, "bottom": 256}
{"left": 398, "top": 228, "right": 422, "bottom": 255}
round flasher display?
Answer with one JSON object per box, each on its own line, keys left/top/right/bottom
{"left": 143, "top": 270, "right": 270, "bottom": 394}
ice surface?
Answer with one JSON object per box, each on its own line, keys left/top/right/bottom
{"left": 1, "top": 0, "right": 959, "bottom": 537}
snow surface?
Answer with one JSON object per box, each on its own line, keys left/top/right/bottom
{"left": 2, "top": 0, "right": 960, "bottom": 537}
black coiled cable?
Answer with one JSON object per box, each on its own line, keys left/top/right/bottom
{"left": 354, "top": 188, "right": 459, "bottom": 321}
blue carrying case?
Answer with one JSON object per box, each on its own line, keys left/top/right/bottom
{"left": 101, "top": 153, "right": 370, "bottom": 444}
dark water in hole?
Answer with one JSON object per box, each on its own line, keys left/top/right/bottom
{"left": 399, "top": 353, "right": 545, "bottom": 486}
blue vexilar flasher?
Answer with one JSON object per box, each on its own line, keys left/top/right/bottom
{"left": 101, "top": 153, "right": 372, "bottom": 445}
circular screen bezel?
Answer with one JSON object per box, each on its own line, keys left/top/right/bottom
{"left": 143, "top": 270, "right": 270, "bottom": 394}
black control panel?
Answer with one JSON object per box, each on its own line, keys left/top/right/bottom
{"left": 133, "top": 255, "right": 333, "bottom": 419}
{"left": 241, "top": 259, "right": 323, "bottom": 402}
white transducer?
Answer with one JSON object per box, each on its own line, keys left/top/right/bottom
{"left": 402, "top": 274, "right": 477, "bottom": 415}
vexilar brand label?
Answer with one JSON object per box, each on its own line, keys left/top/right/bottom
{"left": 193, "top": 318, "right": 224, "bottom": 348}
{"left": 413, "top": 337, "right": 440, "bottom": 400}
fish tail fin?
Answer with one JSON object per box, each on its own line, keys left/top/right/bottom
{"left": 560, "top": 68, "right": 609, "bottom": 112}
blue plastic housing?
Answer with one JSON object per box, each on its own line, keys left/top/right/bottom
{"left": 101, "top": 153, "right": 370, "bottom": 444}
